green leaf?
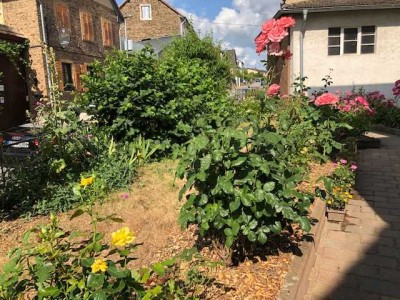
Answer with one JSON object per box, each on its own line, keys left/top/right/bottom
{"left": 221, "top": 180, "right": 234, "bottom": 194}
{"left": 232, "top": 156, "right": 247, "bottom": 167}
{"left": 258, "top": 232, "right": 268, "bottom": 244}
{"left": 247, "top": 231, "right": 257, "bottom": 242}
{"left": 36, "top": 264, "right": 54, "bottom": 283}
{"left": 87, "top": 273, "right": 105, "bottom": 289}
{"left": 264, "top": 182, "right": 276, "bottom": 192}
{"left": 269, "top": 221, "right": 282, "bottom": 234}
{"left": 70, "top": 209, "right": 85, "bottom": 220}
{"left": 225, "top": 235, "right": 234, "bottom": 248}
{"left": 38, "top": 287, "right": 60, "bottom": 298}
{"left": 93, "top": 291, "right": 107, "bottom": 300}
{"left": 224, "top": 228, "right": 233, "bottom": 236}
{"left": 107, "top": 266, "right": 130, "bottom": 278}
{"left": 152, "top": 263, "right": 166, "bottom": 277}
{"left": 229, "top": 198, "right": 241, "bottom": 212}
{"left": 299, "top": 216, "right": 312, "bottom": 232}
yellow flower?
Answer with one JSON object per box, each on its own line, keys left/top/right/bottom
{"left": 91, "top": 258, "right": 107, "bottom": 273}
{"left": 327, "top": 200, "right": 332, "bottom": 205}
{"left": 111, "top": 227, "right": 135, "bottom": 247}
{"left": 80, "top": 176, "right": 94, "bottom": 187}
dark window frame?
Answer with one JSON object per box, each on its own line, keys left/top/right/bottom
{"left": 62, "top": 62, "right": 74, "bottom": 91}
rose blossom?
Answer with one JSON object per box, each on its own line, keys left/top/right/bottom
{"left": 269, "top": 42, "right": 283, "bottom": 56}
{"left": 351, "top": 164, "right": 358, "bottom": 171}
{"left": 267, "top": 84, "right": 280, "bottom": 96}
{"left": 255, "top": 32, "right": 269, "bottom": 54}
{"left": 268, "top": 25, "right": 288, "bottom": 43}
{"left": 262, "top": 19, "right": 276, "bottom": 34}
{"left": 355, "top": 96, "right": 369, "bottom": 107}
{"left": 340, "top": 159, "right": 348, "bottom": 164}
{"left": 314, "top": 93, "right": 339, "bottom": 106}
{"left": 276, "top": 16, "right": 296, "bottom": 28}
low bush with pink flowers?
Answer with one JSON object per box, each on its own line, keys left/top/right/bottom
{"left": 312, "top": 91, "right": 375, "bottom": 138}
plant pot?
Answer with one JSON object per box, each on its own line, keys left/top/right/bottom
{"left": 326, "top": 207, "right": 346, "bottom": 222}
{"left": 357, "top": 135, "right": 381, "bottom": 149}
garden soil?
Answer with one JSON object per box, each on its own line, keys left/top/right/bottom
{"left": 0, "top": 160, "right": 333, "bottom": 299}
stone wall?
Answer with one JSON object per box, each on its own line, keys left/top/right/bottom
{"left": 121, "top": 0, "right": 182, "bottom": 41}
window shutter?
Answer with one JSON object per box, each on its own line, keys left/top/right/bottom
{"left": 55, "top": 61, "right": 63, "bottom": 90}
{"left": 74, "top": 64, "right": 81, "bottom": 91}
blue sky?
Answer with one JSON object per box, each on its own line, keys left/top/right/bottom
{"left": 117, "top": 0, "right": 282, "bottom": 68}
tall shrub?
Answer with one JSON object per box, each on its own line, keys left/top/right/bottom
{"left": 80, "top": 32, "right": 233, "bottom": 145}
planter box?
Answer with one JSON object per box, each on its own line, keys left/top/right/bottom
{"left": 326, "top": 207, "right": 346, "bottom": 222}
{"left": 357, "top": 135, "right": 381, "bottom": 149}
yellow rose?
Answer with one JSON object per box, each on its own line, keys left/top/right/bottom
{"left": 80, "top": 176, "right": 94, "bottom": 187}
{"left": 111, "top": 227, "right": 135, "bottom": 247}
{"left": 91, "top": 258, "right": 107, "bottom": 273}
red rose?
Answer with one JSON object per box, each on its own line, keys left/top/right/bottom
{"left": 255, "top": 32, "right": 269, "bottom": 54}
{"left": 262, "top": 19, "right": 276, "bottom": 35}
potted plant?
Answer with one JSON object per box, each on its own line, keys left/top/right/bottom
{"left": 318, "top": 160, "right": 356, "bottom": 222}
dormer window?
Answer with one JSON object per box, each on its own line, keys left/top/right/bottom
{"left": 140, "top": 4, "right": 152, "bottom": 20}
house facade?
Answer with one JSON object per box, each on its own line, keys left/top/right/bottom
{"left": 0, "top": 0, "right": 123, "bottom": 97}
{"left": 276, "top": 0, "right": 400, "bottom": 96}
{"left": 119, "top": 0, "right": 188, "bottom": 43}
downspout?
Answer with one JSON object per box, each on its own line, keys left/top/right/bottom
{"left": 299, "top": 9, "right": 308, "bottom": 92}
{"left": 37, "top": 0, "right": 52, "bottom": 102}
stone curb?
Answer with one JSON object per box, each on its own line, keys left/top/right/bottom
{"left": 372, "top": 124, "right": 400, "bottom": 136}
{"left": 278, "top": 198, "right": 326, "bottom": 300}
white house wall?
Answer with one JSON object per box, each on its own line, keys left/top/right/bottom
{"left": 291, "top": 9, "right": 400, "bottom": 97}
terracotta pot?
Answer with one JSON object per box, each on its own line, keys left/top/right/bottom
{"left": 326, "top": 207, "right": 346, "bottom": 222}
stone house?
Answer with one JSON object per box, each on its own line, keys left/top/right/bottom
{"left": 119, "top": 0, "right": 189, "bottom": 43}
{"left": 0, "top": 0, "right": 123, "bottom": 98}
{"left": 275, "top": 0, "right": 400, "bottom": 96}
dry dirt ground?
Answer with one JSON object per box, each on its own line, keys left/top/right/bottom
{"left": 0, "top": 160, "right": 334, "bottom": 299}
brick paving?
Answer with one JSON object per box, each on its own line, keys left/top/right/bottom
{"left": 305, "top": 132, "right": 400, "bottom": 300}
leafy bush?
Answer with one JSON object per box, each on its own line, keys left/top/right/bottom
{"left": 269, "top": 96, "right": 343, "bottom": 167}
{"left": 366, "top": 90, "right": 400, "bottom": 129}
{"left": 80, "top": 32, "right": 233, "bottom": 145}
{"left": 176, "top": 116, "right": 314, "bottom": 251}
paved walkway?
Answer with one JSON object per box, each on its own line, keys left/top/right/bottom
{"left": 305, "top": 132, "right": 400, "bottom": 300}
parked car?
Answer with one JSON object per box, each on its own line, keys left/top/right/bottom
{"left": 0, "top": 125, "right": 41, "bottom": 161}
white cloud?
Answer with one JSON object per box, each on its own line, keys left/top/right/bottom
{"left": 178, "top": 1, "right": 281, "bottom": 68}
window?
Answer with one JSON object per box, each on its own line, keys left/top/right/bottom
{"left": 328, "top": 26, "right": 376, "bottom": 55}
{"left": 101, "top": 18, "right": 113, "bottom": 46}
{"left": 62, "top": 63, "right": 74, "bottom": 91}
{"left": 361, "top": 26, "right": 376, "bottom": 54}
{"left": 55, "top": 2, "right": 71, "bottom": 30}
{"left": 140, "top": 4, "right": 152, "bottom": 20}
{"left": 328, "top": 27, "right": 341, "bottom": 56}
{"left": 80, "top": 11, "right": 94, "bottom": 41}
{"left": 343, "top": 28, "right": 358, "bottom": 54}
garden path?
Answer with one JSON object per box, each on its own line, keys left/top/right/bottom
{"left": 305, "top": 132, "right": 400, "bottom": 300}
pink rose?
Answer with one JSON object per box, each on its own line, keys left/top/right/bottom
{"left": 351, "top": 164, "right": 358, "bottom": 171}
{"left": 276, "top": 16, "right": 296, "bottom": 28}
{"left": 269, "top": 42, "right": 283, "bottom": 56}
{"left": 355, "top": 96, "right": 369, "bottom": 107}
{"left": 267, "top": 84, "right": 280, "bottom": 96}
{"left": 314, "top": 93, "right": 339, "bottom": 106}
{"left": 262, "top": 19, "right": 276, "bottom": 35}
{"left": 268, "top": 26, "right": 288, "bottom": 43}
{"left": 255, "top": 32, "right": 269, "bottom": 54}
{"left": 340, "top": 159, "right": 347, "bottom": 164}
